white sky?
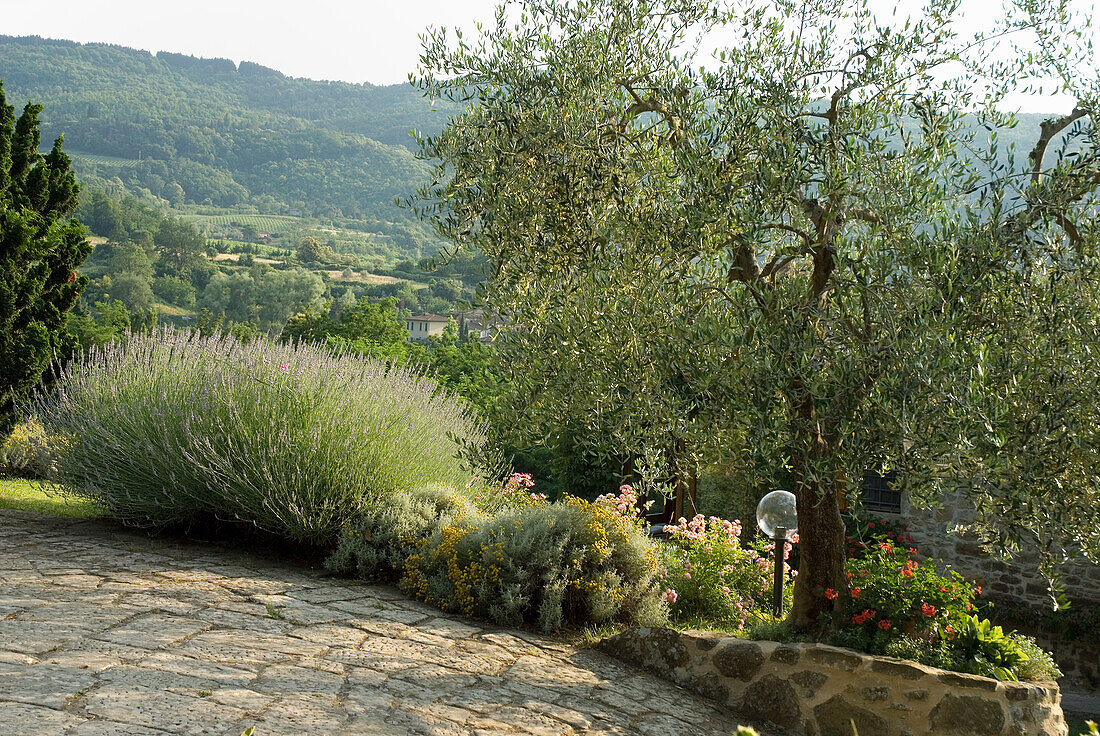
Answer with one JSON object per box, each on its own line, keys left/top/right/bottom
{"left": 0, "top": 0, "right": 501, "bottom": 86}
{"left": 0, "top": 0, "right": 1091, "bottom": 111}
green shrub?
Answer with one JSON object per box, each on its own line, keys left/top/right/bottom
{"left": 880, "top": 635, "right": 965, "bottom": 672}
{"left": 1009, "top": 634, "right": 1062, "bottom": 682}
{"left": 395, "top": 494, "right": 667, "bottom": 632}
{"left": 825, "top": 616, "right": 1059, "bottom": 682}
{"left": 693, "top": 463, "right": 764, "bottom": 530}
{"left": 949, "top": 615, "right": 1031, "bottom": 681}
{"left": 325, "top": 484, "right": 481, "bottom": 580}
{"left": 328, "top": 478, "right": 664, "bottom": 632}
{"left": 747, "top": 620, "right": 802, "bottom": 644}
{"left": 0, "top": 419, "right": 60, "bottom": 479}
{"left": 30, "top": 330, "right": 484, "bottom": 544}
{"left": 467, "top": 472, "right": 548, "bottom": 514}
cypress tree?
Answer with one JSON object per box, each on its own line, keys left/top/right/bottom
{"left": 0, "top": 80, "right": 91, "bottom": 438}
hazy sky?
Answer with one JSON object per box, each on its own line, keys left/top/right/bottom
{"left": 0, "top": 0, "right": 499, "bottom": 86}
{"left": 0, "top": 0, "right": 1089, "bottom": 110}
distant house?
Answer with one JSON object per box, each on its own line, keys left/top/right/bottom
{"left": 406, "top": 314, "right": 450, "bottom": 341}
{"left": 455, "top": 309, "right": 504, "bottom": 343}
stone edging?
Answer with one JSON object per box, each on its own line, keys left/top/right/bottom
{"left": 597, "top": 628, "right": 1067, "bottom": 736}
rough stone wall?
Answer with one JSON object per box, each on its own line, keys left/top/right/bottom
{"left": 899, "top": 495, "right": 1100, "bottom": 688}
{"left": 599, "top": 628, "right": 1067, "bottom": 736}
{"left": 900, "top": 495, "right": 1100, "bottom": 609}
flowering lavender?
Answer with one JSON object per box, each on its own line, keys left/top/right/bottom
{"left": 29, "top": 329, "right": 486, "bottom": 544}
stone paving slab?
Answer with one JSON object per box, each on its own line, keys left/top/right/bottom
{"left": 0, "top": 509, "right": 777, "bottom": 736}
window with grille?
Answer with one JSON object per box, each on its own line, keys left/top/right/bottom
{"left": 862, "top": 470, "right": 901, "bottom": 514}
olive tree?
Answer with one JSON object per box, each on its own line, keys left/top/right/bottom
{"left": 411, "top": 0, "right": 1099, "bottom": 628}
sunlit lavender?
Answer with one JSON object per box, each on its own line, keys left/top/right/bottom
{"left": 29, "top": 329, "right": 486, "bottom": 544}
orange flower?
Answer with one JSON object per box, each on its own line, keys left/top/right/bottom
{"left": 825, "top": 588, "right": 839, "bottom": 600}
{"left": 878, "top": 620, "right": 891, "bottom": 630}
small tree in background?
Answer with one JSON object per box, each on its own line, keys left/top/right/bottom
{"left": 412, "top": 0, "right": 1100, "bottom": 629}
{"left": 0, "top": 81, "right": 91, "bottom": 438}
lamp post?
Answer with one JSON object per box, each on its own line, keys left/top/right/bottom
{"left": 756, "top": 490, "right": 798, "bottom": 618}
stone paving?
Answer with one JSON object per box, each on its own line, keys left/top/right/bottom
{"left": 0, "top": 510, "right": 775, "bottom": 736}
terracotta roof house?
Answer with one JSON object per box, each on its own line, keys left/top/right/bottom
{"left": 405, "top": 313, "right": 450, "bottom": 341}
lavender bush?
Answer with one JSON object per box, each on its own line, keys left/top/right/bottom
{"left": 29, "top": 329, "right": 485, "bottom": 544}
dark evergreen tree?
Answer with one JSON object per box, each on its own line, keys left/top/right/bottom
{"left": 0, "top": 81, "right": 91, "bottom": 438}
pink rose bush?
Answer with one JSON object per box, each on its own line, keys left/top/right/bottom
{"left": 469, "top": 472, "right": 548, "bottom": 513}
{"left": 596, "top": 484, "right": 646, "bottom": 520}
{"left": 661, "top": 514, "right": 791, "bottom": 629}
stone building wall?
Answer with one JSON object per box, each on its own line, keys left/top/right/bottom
{"left": 600, "top": 628, "right": 1067, "bottom": 736}
{"left": 899, "top": 494, "right": 1100, "bottom": 608}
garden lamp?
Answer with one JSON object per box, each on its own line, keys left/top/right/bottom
{"left": 756, "top": 490, "right": 798, "bottom": 617}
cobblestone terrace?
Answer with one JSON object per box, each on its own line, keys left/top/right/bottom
{"left": 0, "top": 510, "right": 775, "bottom": 736}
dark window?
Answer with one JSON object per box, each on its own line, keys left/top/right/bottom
{"left": 862, "top": 470, "right": 901, "bottom": 514}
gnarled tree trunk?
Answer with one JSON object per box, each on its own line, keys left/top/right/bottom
{"left": 785, "top": 393, "right": 848, "bottom": 632}
{"left": 787, "top": 471, "right": 847, "bottom": 631}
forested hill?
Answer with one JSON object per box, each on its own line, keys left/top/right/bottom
{"left": 0, "top": 35, "right": 1063, "bottom": 242}
{"left": 0, "top": 34, "right": 453, "bottom": 225}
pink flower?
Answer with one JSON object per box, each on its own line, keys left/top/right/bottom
{"left": 683, "top": 572, "right": 691, "bottom": 579}
{"left": 721, "top": 586, "right": 731, "bottom": 596}
{"left": 279, "top": 363, "right": 290, "bottom": 373}
{"left": 663, "top": 589, "right": 678, "bottom": 603}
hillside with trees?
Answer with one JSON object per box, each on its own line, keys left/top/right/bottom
{"left": 0, "top": 34, "right": 455, "bottom": 258}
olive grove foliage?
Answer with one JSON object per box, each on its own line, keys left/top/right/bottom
{"left": 410, "top": 0, "right": 1099, "bottom": 627}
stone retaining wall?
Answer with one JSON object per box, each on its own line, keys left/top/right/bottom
{"left": 599, "top": 628, "right": 1067, "bottom": 736}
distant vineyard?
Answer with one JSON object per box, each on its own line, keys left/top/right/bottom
{"left": 69, "top": 151, "right": 140, "bottom": 168}
{"left": 185, "top": 214, "right": 303, "bottom": 233}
